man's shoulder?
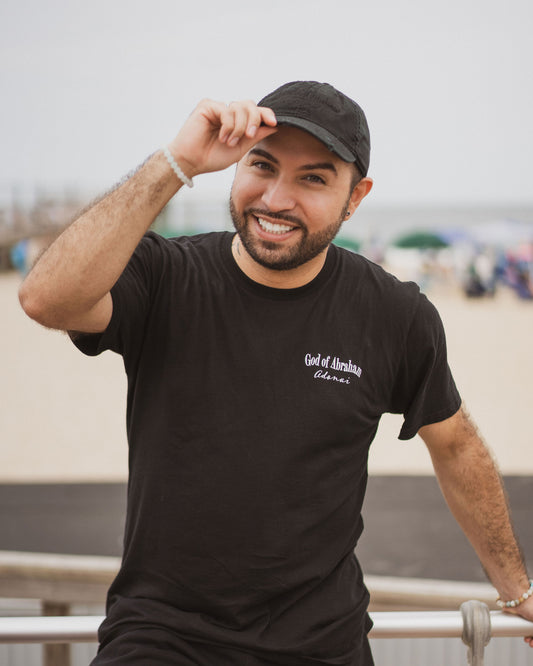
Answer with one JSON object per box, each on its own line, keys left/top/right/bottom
{"left": 136, "top": 230, "right": 231, "bottom": 267}
{"left": 143, "top": 229, "right": 230, "bottom": 249}
{"left": 333, "top": 244, "right": 421, "bottom": 300}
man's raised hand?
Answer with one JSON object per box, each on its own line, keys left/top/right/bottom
{"left": 167, "top": 98, "right": 278, "bottom": 180}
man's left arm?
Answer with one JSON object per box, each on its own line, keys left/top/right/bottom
{"left": 419, "top": 404, "right": 533, "bottom": 645}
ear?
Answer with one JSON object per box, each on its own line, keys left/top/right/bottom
{"left": 345, "top": 178, "right": 373, "bottom": 219}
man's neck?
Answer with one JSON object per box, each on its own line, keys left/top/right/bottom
{"left": 231, "top": 235, "right": 328, "bottom": 289}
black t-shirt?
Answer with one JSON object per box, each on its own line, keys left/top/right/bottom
{"left": 74, "top": 231, "right": 461, "bottom": 665}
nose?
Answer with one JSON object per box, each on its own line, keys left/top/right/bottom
{"left": 260, "top": 177, "right": 296, "bottom": 213}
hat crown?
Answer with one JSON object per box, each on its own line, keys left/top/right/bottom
{"left": 259, "top": 81, "right": 370, "bottom": 177}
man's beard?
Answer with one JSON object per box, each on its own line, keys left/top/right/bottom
{"left": 228, "top": 196, "right": 350, "bottom": 272}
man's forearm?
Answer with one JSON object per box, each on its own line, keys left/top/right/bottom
{"left": 434, "top": 441, "right": 527, "bottom": 597}
{"left": 19, "top": 97, "right": 278, "bottom": 332}
{"left": 421, "top": 408, "right": 529, "bottom": 601}
{"left": 19, "top": 150, "right": 180, "bottom": 330}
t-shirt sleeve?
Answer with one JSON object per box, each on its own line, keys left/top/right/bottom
{"left": 71, "top": 232, "right": 161, "bottom": 362}
{"left": 389, "top": 293, "right": 461, "bottom": 440}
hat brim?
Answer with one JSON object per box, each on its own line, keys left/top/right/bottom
{"left": 275, "top": 115, "right": 355, "bottom": 163}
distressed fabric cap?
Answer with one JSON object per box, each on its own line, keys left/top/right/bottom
{"left": 259, "top": 81, "right": 371, "bottom": 177}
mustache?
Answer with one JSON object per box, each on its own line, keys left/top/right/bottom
{"left": 246, "top": 207, "right": 304, "bottom": 228}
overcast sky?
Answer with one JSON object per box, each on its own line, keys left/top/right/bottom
{"left": 1, "top": 0, "right": 532, "bottom": 208}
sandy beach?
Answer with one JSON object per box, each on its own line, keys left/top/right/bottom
{"left": 1, "top": 270, "right": 532, "bottom": 482}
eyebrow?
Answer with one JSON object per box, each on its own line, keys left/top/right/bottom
{"left": 249, "top": 148, "right": 279, "bottom": 164}
{"left": 248, "top": 148, "right": 338, "bottom": 175}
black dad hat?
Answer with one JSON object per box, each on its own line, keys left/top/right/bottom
{"left": 258, "top": 81, "right": 371, "bottom": 177}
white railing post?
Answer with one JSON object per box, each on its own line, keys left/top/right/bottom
{"left": 461, "top": 600, "right": 492, "bottom": 666}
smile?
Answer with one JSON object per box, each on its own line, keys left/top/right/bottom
{"left": 256, "top": 217, "right": 294, "bottom": 235}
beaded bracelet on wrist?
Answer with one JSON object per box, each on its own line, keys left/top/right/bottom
{"left": 162, "top": 147, "right": 194, "bottom": 188}
{"left": 496, "top": 579, "right": 533, "bottom": 609}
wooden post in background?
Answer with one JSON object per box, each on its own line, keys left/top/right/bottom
{"left": 43, "top": 601, "right": 71, "bottom": 666}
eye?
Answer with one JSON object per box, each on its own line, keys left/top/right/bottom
{"left": 303, "top": 173, "right": 326, "bottom": 185}
{"left": 251, "top": 160, "right": 274, "bottom": 172}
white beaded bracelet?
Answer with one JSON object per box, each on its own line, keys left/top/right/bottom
{"left": 496, "top": 579, "right": 533, "bottom": 609}
{"left": 162, "top": 147, "right": 194, "bottom": 188}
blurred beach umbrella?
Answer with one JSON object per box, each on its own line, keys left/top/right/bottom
{"left": 436, "top": 228, "right": 473, "bottom": 245}
{"left": 335, "top": 236, "right": 361, "bottom": 253}
{"left": 392, "top": 230, "right": 449, "bottom": 249}
{"left": 469, "top": 219, "right": 533, "bottom": 249}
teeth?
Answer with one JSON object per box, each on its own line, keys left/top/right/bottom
{"left": 257, "top": 217, "right": 293, "bottom": 234}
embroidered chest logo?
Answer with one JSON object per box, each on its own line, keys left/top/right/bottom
{"left": 304, "top": 352, "right": 362, "bottom": 385}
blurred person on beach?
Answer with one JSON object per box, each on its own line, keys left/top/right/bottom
{"left": 18, "top": 81, "right": 533, "bottom": 665}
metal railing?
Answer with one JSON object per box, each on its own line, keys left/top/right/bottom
{"left": 0, "top": 605, "right": 532, "bottom": 641}
{"left": 0, "top": 604, "right": 532, "bottom": 665}
{"left": 1, "top": 551, "right": 533, "bottom": 665}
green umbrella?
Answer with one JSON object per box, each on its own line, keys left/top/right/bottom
{"left": 392, "top": 231, "right": 449, "bottom": 249}
{"left": 335, "top": 236, "right": 361, "bottom": 253}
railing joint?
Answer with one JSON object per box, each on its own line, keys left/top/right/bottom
{"left": 461, "top": 600, "right": 492, "bottom": 666}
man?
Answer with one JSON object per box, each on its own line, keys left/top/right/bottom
{"left": 19, "top": 81, "right": 532, "bottom": 665}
